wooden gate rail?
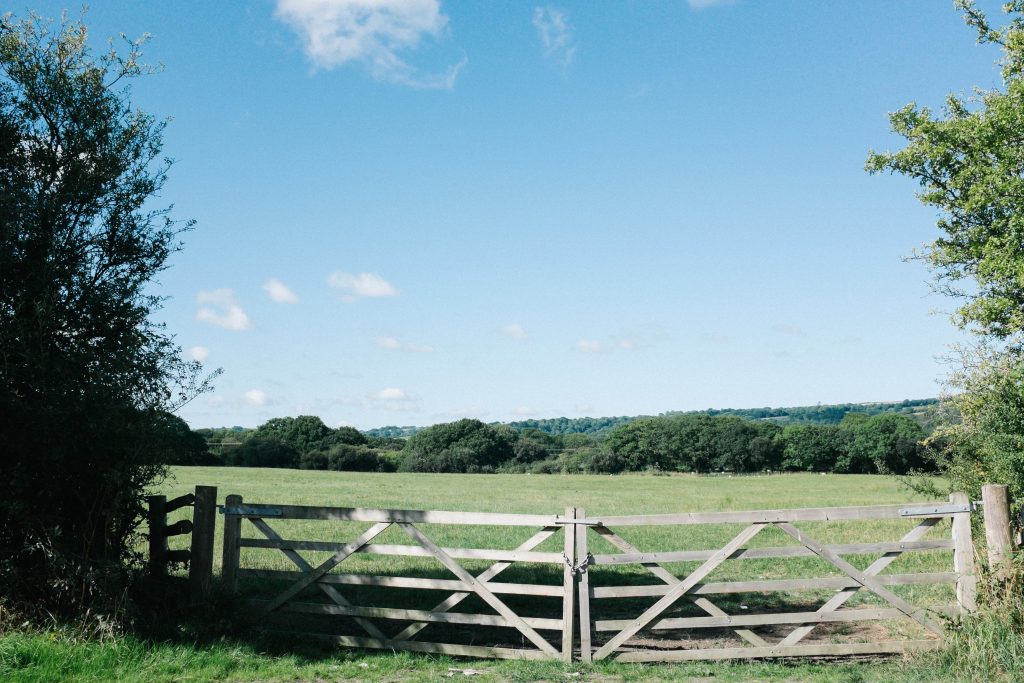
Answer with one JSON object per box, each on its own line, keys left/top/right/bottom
{"left": 578, "top": 498, "right": 975, "bottom": 663}
{"left": 216, "top": 493, "right": 992, "bottom": 662}
{"left": 222, "top": 497, "right": 577, "bottom": 661}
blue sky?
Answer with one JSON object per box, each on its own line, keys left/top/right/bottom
{"left": 26, "top": 1, "right": 1009, "bottom": 428}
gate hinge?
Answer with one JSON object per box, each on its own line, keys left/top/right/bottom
{"left": 899, "top": 503, "right": 973, "bottom": 517}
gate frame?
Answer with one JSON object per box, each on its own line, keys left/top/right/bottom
{"left": 215, "top": 491, "right": 993, "bottom": 662}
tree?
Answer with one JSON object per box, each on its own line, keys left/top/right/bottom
{"left": 226, "top": 437, "right": 299, "bottom": 469}
{"left": 839, "top": 413, "right": 928, "bottom": 474}
{"left": 867, "top": 1, "right": 1024, "bottom": 502}
{"left": 151, "top": 412, "right": 215, "bottom": 466}
{"left": 780, "top": 424, "right": 844, "bottom": 472}
{"left": 867, "top": 2, "right": 1024, "bottom": 338}
{"left": 0, "top": 13, "right": 211, "bottom": 612}
{"left": 399, "top": 419, "right": 514, "bottom": 473}
{"left": 254, "top": 415, "right": 359, "bottom": 454}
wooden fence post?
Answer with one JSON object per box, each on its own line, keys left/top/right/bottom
{"left": 189, "top": 485, "right": 218, "bottom": 604}
{"left": 222, "top": 494, "right": 242, "bottom": 594}
{"left": 561, "top": 507, "right": 577, "bottom": 663}
{"left": 950, "top": 492, "right": 977, "bottom": 612}
{"left": 576, "top": 507, "right": 592, "bottom": 664}
{"left": 982, "top": 484, "right": 1013, "bottom": 582}
{"left": 148, "top": 495, "right": 167, "bottom": 579}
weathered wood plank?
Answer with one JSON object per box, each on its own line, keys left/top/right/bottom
{"left": 221, "top": 494, "right": 242, "bottom": 594}
{"left": 399, "top": 523, "right": 559, "bottom": 656}
{"left": 148, "top": 495, "right": 167, "bottom": 579}
{"left": 283, "top": 631, "right": 557, "bottom": 661}
{"left": 592, "top": 523, "right": 766, "bottom": 661}
{"left": 950, "top": 492, "right": 977, "bottom": 613}
{"left": 165, "top": 492, "right": 196, "bottom": 513}
{"left": 614, "top": 639, "right": 942, "bottom": 662}
{"left": 599, "top": 502, "right": 951, "bottom": 527}
{"left": 225, "top": 503, "right": 556, "bottom": 527}
{"left": 596, "top": 608, "right": 904, "bottom": 631}
{"left": 188, "top": 485, "right": 217, "bottom": 605}
{"left": 590, "top": 572, "right": 957, "bottom": 598}
{"left": 260, "top": 522, "right": 391, "bottom": 616}
{"left": 248, "top": 517, "right": 386, "bottom": 640}
{"left": 164, "top": 519, "right": 194, "bottom": 537}
{"left": 562, "top": 507, "right": 576, "bottom": 663}
{"left": 775, "top": 522, "right": 944, "bottom": 637}
{"left": 590, "top": 539, "right": 952, "bottom": 565}
{"left": 250, "top": 599, "right": 563, "bottom": 630}
{"left": 239, "top": 538, "right": 564, "bottom": 564}
{"left": 592, "top": 525, "right": 766, "bottom": 647}
{"left": 392, "top": 526, "right": 560, "bottom": 642}
{"left": 778, "top": 518, "right": 939, "bottom": 647}
{"left": 982, "top": 484, "right": 1013, "bottom": 582}
{"left": 577, "top": 508, "right": 592, "bottom": 664}
{"left": 238, "top": 569, "right": 564, "bottom": 596}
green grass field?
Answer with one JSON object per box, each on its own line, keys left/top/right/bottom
{"left": 161, "top": 467, "right": 955, "bottom": 597}
{"left": 3, "top": 468, "right": 971, "bottom": 682}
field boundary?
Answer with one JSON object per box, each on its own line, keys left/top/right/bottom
{"left": 195, "top": 488, "right": 1009, "bottom": 662}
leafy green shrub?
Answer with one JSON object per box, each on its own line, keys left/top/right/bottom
{"left": 325, "top": 444, "right": 388, "bottom": 472}
{"left": 376, "top": 450, "right": 405, "bottom": 472}
{"left": 0, "top": 13, "right": 214, "bottom": 615}
{"left": 780, "top": 424, "right": 845, "bottom": 472}
{"left": 528, "top": 458, "right": 561, "bottom": 474}
{"left": 399, "top": 419, "right": 514, "bottom": 473}
{"left": 226, "top": 437, "right": 299, "bottom": 469}
{"left": 839, "top": 413, "right": 929, "bottom": 474}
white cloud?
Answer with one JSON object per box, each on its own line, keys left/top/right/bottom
{"left": 196, "top": 289, "right": 251, "bottom": 331}
{"left": 274, "top": 0, "right": 466, "bottom": 88}
{"left": 533, "top": 6, "right": 575, "bottom": 67}
{"left": 263, "top": 278, "right": 300, "bottom": 304}
{"left": 513, "top": 405, "right": 540, "bottom": 417}
{"left": 369, "top": 386, "right": 419, "bottom": 411}
{"left": 617, "top": 338, "right": 636, "bottom": 350}
{"left": 575, "top": 339, "right": 603, "bottom": 353}
{"left": 499, "top": 323, "right": 528, "bottom": 340}
{"left": 374, "top": 387, "right": 409, "bottom": 400}
{"left": 245, "top": 389, "right": 270, "bottom": 406}
{"left": 377, "top": 336, "right": 434, "bottom": 353}
{"left": 328, "top": 271, "right": 399, "bottom": 302}
{"left": 186, "top": 345, "right": 210, "bottom": 362}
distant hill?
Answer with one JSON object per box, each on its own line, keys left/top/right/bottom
{"left": 361, "top": 425, "right": 421, "bottom": 439}
{"left": 363, "top": 398, "right": 941, "bottom": 439}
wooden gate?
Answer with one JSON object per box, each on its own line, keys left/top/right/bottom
{"left": 575, "top": 494, "right": 975, "bottom": 662}
{"left": 219, "top": 494, "right": 977, "bottom": 661}
{"left": 221, "top": 496, "right": 579, "bottom": 661}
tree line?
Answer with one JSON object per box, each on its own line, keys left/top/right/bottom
{"left": 364, "top": 398, "right": 940, "bottom": 441}
{"left": 195, "top": 411, "right": 931, "bottom": 476}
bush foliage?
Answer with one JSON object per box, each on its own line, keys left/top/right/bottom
{"left": 0, "top": 13, "right": 212, "bottom": 614}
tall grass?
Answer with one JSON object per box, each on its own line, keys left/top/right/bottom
{"left": 924, "top": 558, "right": 1024, "bottom": 682}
